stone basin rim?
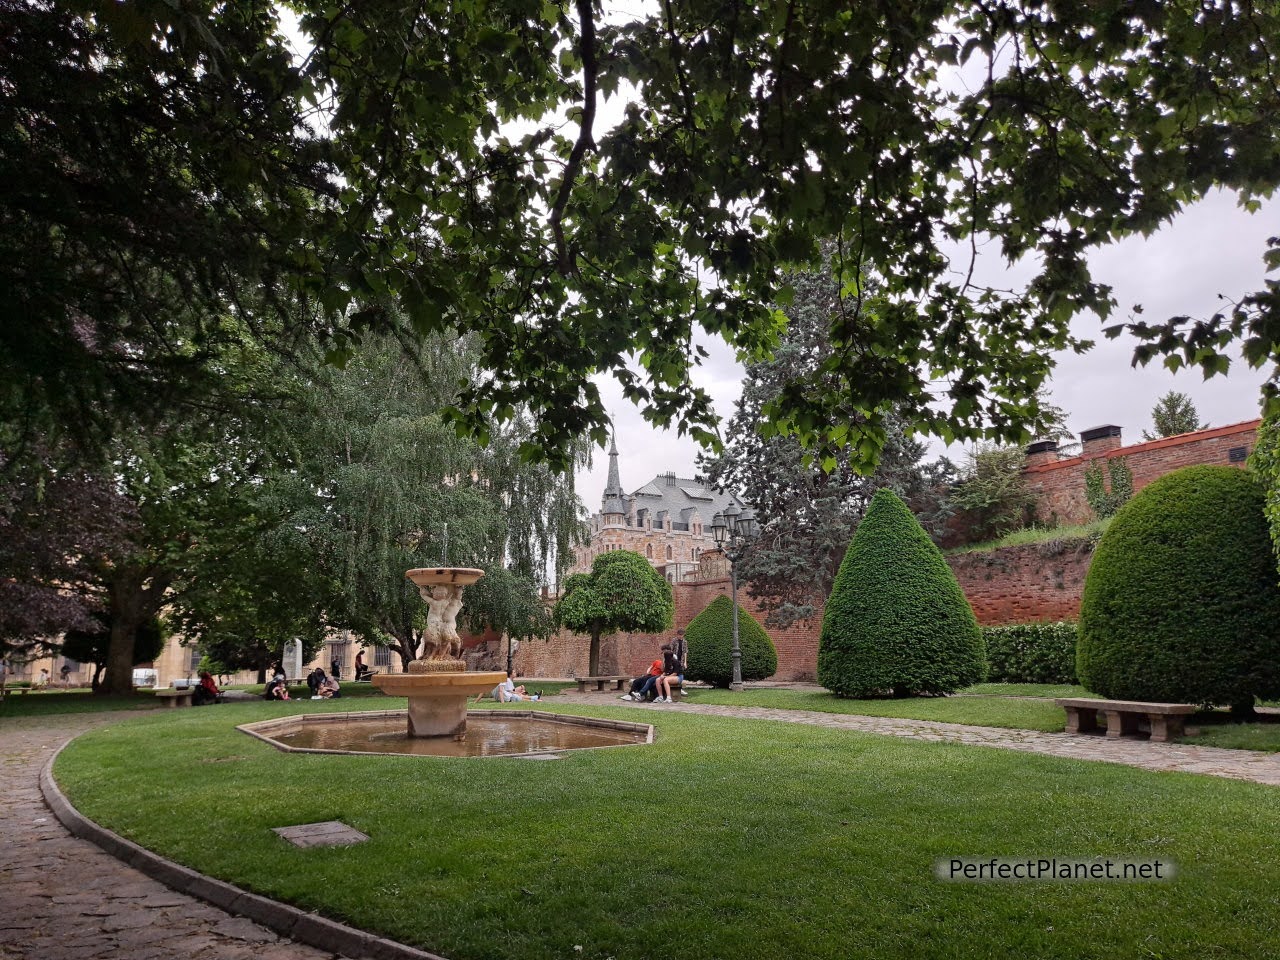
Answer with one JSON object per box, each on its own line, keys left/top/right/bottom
{"left": 237, "top": 710, "right": 656, "bottom": 759}
{"left": 405, "top": 567, "right": 485, "bottom": 586}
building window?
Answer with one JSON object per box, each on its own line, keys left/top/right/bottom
{"left": 666, "top": 545, "right": 673, "bottom": 560}
{"left": 646, "top": 544, "right": 653, "bottom": 558}
{"left": 188, "top": 646, "right": 201, "bottom": 673}
{"left": 374, "top": 645, "right": 393, "bottom": 667}
{"left": 1229, "top": 446, "right": 1247, "bottom": 463}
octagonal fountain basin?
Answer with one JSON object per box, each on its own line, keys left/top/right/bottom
{"left": 238, "top": 710, "right": 653, "bottom": 759}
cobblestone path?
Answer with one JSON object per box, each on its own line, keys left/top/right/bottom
{"left": 0, "top": 712, "right": 344, "bottom": 960}
{"left": 558, "top": 691, "right": 1280, "bottom": 786}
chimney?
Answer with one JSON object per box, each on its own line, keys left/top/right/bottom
{"left": 1025, "top": 439, "right": 1059, "bottom": 468}
{"left": 1080, "top": 425, "right": 1123, "bottom": 457}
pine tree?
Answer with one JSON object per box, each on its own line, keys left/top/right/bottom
{"left": 1142, "top": 392, "right": 1207, "bottom": 441}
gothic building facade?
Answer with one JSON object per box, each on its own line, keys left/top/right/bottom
{"left": 570, "top": 438, "right": 742, "bottom": 583}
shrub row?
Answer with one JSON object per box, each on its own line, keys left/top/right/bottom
{"left": 982, "top": 622, "right": 1078, "bottom": 684}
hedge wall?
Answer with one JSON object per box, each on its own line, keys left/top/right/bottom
{"left": 685, "top": 594, "right": 778, "bottom": 687}
{"left": 982, "top": 622, "right": 1078, "bottom": 684}
{"left": 1077, "top": 465, "right": 1280, "bottom": 710}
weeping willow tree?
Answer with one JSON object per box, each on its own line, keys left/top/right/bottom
{"left": 277, "top": 328, "right": 586, "bottom": 670}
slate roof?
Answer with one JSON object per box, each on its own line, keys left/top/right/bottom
{"left": 627, "top": 472, "right": 742, "bottom": 527}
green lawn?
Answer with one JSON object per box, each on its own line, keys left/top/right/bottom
{"left": 54, "top": 700, "right": 1280, "bottom": 960}
{"left": 0, "top": 689, "right": 163, "bottom": 717}
{"left": 691, "top": 686, "right": 1067, "bottom": 731}
{"left": 959, "top": 683, "right": 1095, "bottom": 699}
{"left": 1182, "top": 719, "right": 1280, "bottom": 752}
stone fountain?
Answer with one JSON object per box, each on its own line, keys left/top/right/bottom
{"left": 372, "top": 567, "right": 505, "bottom": 738}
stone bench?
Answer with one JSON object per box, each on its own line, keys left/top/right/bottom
{"left": 575, "top": 675, "right": 633, "bottom": 693}
{"left": 154, "top": 689, "right": 193, "bottom": 708}
{"left": 1056, "top": 698, "right": 1197, "bottom": 743}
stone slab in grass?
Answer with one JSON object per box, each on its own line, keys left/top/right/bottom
{"left": 272, "top": 821, "right": 369, "bottom": 848}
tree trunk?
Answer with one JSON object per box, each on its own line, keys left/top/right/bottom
{"left": 588, "top": 631, "right": 601, "bottom": 676}
{"left": 102, "top": 573, "right": 144, "bottom": 696}
{"left": 101, "top": 565, "right": 171, "bottom": 696}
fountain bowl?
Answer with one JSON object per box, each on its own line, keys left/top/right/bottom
{"left": 405, "top": 567, "right": 485, "bottom": 589}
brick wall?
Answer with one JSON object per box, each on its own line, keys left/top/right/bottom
{"left": 947, "top": 539, "right": 1093, "bottom": 625}
{"left": 1025, "top": 420, "right": 1258, "bottom": 526}
{"left": 518, "top": 538, "right": 1095, "bottom": 679}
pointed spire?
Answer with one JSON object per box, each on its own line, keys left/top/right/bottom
{"left": 602, "top": 428, "right": 626, "bottom": 516}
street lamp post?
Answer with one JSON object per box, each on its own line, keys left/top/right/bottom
{"left": 711, "top": 502, "right": 759, "bottom": 692}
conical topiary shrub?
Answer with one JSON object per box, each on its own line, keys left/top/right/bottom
{"left": 818, "top": 488, "right": 985, "bottom": 697}
{"left": 1077, "top": 465, "right": 1280, "bottom": 714}
{"left": 685, "top": 595, "right": 778, "bottom": 687}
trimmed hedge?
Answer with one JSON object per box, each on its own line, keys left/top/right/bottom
{"left": 1077, "top": 465, "right": 1280, "bottom": 710}
{"left": 818, "top": 488, "right": 985, "bottom": 697}
{"left": 983, "top": 622, "right": 1078, "bottom": 684}
{"left": 685, "top": 595, "right": 777, "bottom": 687}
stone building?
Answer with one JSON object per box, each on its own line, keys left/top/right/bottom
{"left": 570, "top": 436, "right": 743, "bottom": 584}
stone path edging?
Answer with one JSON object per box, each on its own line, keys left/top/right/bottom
{"left": 38, "top": 740, "right": 446, "bottom": 960}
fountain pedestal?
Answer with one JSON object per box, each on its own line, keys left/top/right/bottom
{"left": 373, "top": 671, "right": 507, "bottom": 737}
{"left": 372, "top": 567, "right": 504, "bottom": 738}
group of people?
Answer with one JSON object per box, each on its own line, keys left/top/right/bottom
{"left": 621, "top": 629, "right": 687, "bottom": 703}
{"left": 307, "top": 666, "right": 341, "bottom": 699}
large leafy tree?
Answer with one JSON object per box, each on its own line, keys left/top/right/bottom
{"left": 461, "top": 566, "right": 557, "bottom": 672}
{"left": 701, "top": 254, "right": 954, "bottom": 627}
{"left": 1, "top": 1, "right": 330, "bottom": 451}
{"left": 1142, "top": 392, "right": 1208, "bottom": 441}
{"left": 0, "top": 443, "right": 134, "bottom": 663}
{"left": 6, "top": 1, "right": 1280, "bottom": 473}
{"left": 272, "top": 331, "right": 585, "bottom": 670}
{"left": 164, "top": 501, "right": 333, "bottom": 683}
{"left": 61, "top": 612, "right": 167, "bottom": 693}
{"left": 556, "top": 550, "right": 673, "bottom": 675}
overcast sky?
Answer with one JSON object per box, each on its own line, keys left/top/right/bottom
{"left": 577, "top": 190, "right": 1275, "bottom": 509}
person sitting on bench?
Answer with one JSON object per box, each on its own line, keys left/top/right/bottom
{"left": 193, "top": 671, "right": 223, "bottom": 706}
{"left": 623, "top": 649, "right": 665, "bottom": 702}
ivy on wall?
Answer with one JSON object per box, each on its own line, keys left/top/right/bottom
{"left": 1084, "top": 458, "right": 1133, "bottom": 519}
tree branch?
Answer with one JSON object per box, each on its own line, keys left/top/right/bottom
{"left": 549, "top": 0, "right": 598, "bottom": 275}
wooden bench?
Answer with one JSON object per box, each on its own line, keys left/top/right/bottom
{"left": 575, "top": 675, "right": 633, "bottom": 693}
{"left": 1056, "top": 698, "right": 1196, "bottom": 743}
{"left": 154, "top": 689, "right": 193, "bottom": 708}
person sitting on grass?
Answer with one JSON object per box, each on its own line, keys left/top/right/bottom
{"left": 623, "top": 650, "right": 665, "bottom": 702}
{"left": 498, "top": 671, "right": 541, "bottom": 702}
{"left": 306, "top": 666, "right": 326, "bottom": 697}
{"left": 264, "top": 672, "right": 291, "bottom": 700}
{"left": 318, "top": 674, "right": 341, "bottom": 699}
